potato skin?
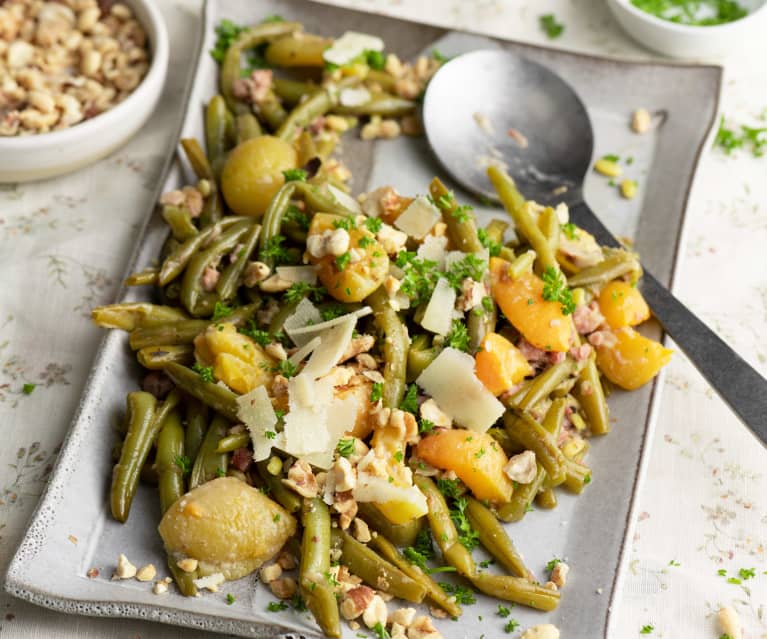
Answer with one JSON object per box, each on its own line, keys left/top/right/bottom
{"left": 592, "top": 326, "right": 672, "bottom": 390}
{"left": 597, "top": 280, "right": 650, "bottom": 329}
{"left": 416, "top": 429, "right": 513, "bottom": 503}
{"left": 158, "top": 477, "right": 296, "bottom": 580}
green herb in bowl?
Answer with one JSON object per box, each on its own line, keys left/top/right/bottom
{"left": 630, "top": 0, "right": 748, "bottom": 26}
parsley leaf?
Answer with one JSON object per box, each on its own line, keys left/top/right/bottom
{"left": 438, "top": 581, "right": 476, "bottom": 605}
{"left": 333, "top": 216, "right": 357, "bottom": 230}
{"left": 496, "top": 604, "right": 511, "bottom": 618}
{"left": 372, "top": 621, "right": 391, "bottom": 639}
{"left": 336, "top": 438, "right": 355, "bottom": 458}
{"left": 504, "top": 619, "right": 521, "bottom": 633}
{"left": 539, "top": 13, "right": 565, "bottom": 38}
{"left": 335, "top": 252, "right": 352, "bottom": 271}
{"left": 282, "top": 168, "right": 307, "bottom": 182}
{"left": 399, "top": 383, "right": 419, "bottom": 414}
{"left": 365, "top": 217, "right": 383, "bottom": 233}
{"left": 560, "top": 222, "right": 579, "bottom": 240}
{"left": 260, "top": 235, "right": 291, "bottom": 265}
{"left": 239, "top": 322, "right": 271, "bottom": 346}
{"left": 396, "top": 251, "right": 440, "bottom": 306}
{"left": 284, "top": 205, "right": 310, "bottom": 231}
{"left": 267, "top": 601, "right": 288, "bottom": 612}
{"left": 640, "top": 624, "right": 654, "bottom": 634}
{"left": 370, "top": 382, "right": 384, "bottom": 403}
{"left": 226, "top": 593, "right": 235, "bottom": 605}
{"left": 365, "top": 49, "right": 386, "bottom": 70}
{"left": 320, "top": 304, "right": 347, "bottom": 321}
{"left": 192, "top": 362, "right": 214, "bottom": 383}
{"left": 444, "top": 254, "right": 487, "bottom": 291}
{"left": 477, "top": 227, "right": 502, "bottom": 257}
{"left": 22, "top": 383, "right": 36, "bottom": 395}
{"left": 451, "top": 204, "right": 473, "bottom": 224}
{"left": 546, "top": 557, "right": 562, "bottom": 572}
{"left": 601, "top": 153, "right": 620, "bottom": 163}
{"left": 738, "top": 567, "right": 756, "bottom": 580}
{"left": 436, "top": 478, "right": 462, "bottom": 499}
{"left": 210, "top": 20, "right": 246, "bottom": 64}
{"left": 211, "top": 301, "right": 233, "bottom": 321}
{"left": 446, "top": 320, "right": 471, "bottom": 352}
{"left": 174, "top": 455, "right": 192, "bottom": 475}
{"left": 451, "top": 496, "right": 480, "bottom": 550}
{"left": 418, "top": 418, "right": 435, "bottom": 434}
{"left": 284, "top": 282, "right": 326, "bottom": 304}
{"left": 541, "top": 266, "right": 576, "bottom": 315}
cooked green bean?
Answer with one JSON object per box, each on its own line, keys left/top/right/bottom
{"left": 503, "top": 410, "right": 566, "bottom": 486}
{"left": 471, "top": 573, "right": 560, "bottom": 612}
{"left": 124, "top": 267, "right": 158, "bottom": 286}
{"left": 137, "top": 344, "right": 194, "bottom": 369}
{"left": 155, "top": 409, "right": 185, "bottom": 513}
{"left": 167, "top": 557, "right": 198, "bottom": 597}
{"left": 541, "top": 397, "right": 567, "bottom": 436}
{"left": 365, "top": 69, "right": 396, "bottom": 92}
{"left": 331, "top": 529, "right": 426, "bottom": 603}
{"left": 293, "top": 181, "right": 356, "bottom": 215}
{"left": 205, "top": 95, "right": 229, "bottom": 180}
{"left": 406, "top": 334, "right": 438, "bottom": 383}
{"left": 128, "top": 320, "right": 209, "bottom": 350}
{"left": 333, "top": 94, "right": 416, "bottom": 117}
{"left": 258, "top": 182, "right": 296, "bottom": 268}
{"left": 465, "top": 497, "right": 531, "bottom": 580}
{"left": 216, "top": 223, "right": 261, "bottom": 301}
{"left": 566, "top": 249, "right": 641, "bottom": 287}
{"left": 180, "top": 137, "right": 214, "bottom": 182}
{"left": 162, "top": 362, "right": 239, "bottom": 421}
{"left": 574, "top": 355, "right": 610, "bottom": 435}
{"left": 224, "top": 302, "right": 259, "bottom": 327}
{"left": 368, "top": 286, "right": 408, "bottom": 408}
{"left": 356, "top": 502, "right": 421, "bottom": 547}
{"left": 184, "top": 398, "right": 208, "bottom": 463}
{"left": 368, "top": 533, "right": 462, "bottom": 618}
{"left": 258, "top": 90, "right": 288, "bottom": 131}
{"left": 189, "top": 413, "right": 229, "bottom": 489}
{"left": 92, "top": 303, "right": 188, "bottom": 330}
{"left": 300, "top": 497, "right": 341, "bottom": 639}
{"left": 535, "top": 488, "right": 557, "bottom": 509}
{"left": 430, "top": 177, "right": 483, "bottom": 253}
{"left": 296, "top": 130, "right": 319, "bottom": 168}
{"left": 235, "top": 112, "right": 262, "bottom": 143}
{"left": 467, "top": 302, "right": 496, "bottom": 352}
{"left": 276, "top": 90, "right": 334, "bottom": 142}
{"left": 162, "top": 205, "right": 198, "bottom": 242}
{"left": 563, "top": 457, "right": 592, "bottom": 494}
{"left": 159, "top": 225, "right": 217, "bottom": 287}
{"left": 415, "top": 476, "right": 458, "bottom": 550}
{"left": 485, "top": 219, "right": 508, "bottom": 244}
{"left": 110, "top": 391, "right": 158, "bottom": 522}
{"left": 256, "top": 461, "right": 302, "bottom": 513}
{"left": 539, "top": 206, "right": 560, "bottom": 251}
{"left": 216, "top": 432, "right": 249, "bottom": 454}
{"left": 272, "top": 78, "right": 315, "bottom": 104}
{"left": 505, "top": 249, "right": 536, "bottom": 279}
{"left": 487, "top": 166, "right": 559, "bottom": 273}
{"left": 265, "top": 34, "right": 331, "bottom": 67}
{"left": 517, "top": 359, "right": 576, "bottom": 411}
{"left": 496, "top": 464, "right": 546, "bottom": 523}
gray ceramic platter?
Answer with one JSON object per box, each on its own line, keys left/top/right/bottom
{"left": 4, "top": 1, "right": 722, "bottom": 638}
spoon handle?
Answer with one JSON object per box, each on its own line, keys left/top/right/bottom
{"left": 568, "top": 201, "right": 767, "bottom": 443}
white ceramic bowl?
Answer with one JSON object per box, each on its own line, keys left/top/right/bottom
{"left": 606, "top": 0, "right": 767, "bottom": 58}
{"left": 0, "top": 0, "right": 169, "bottom": 183}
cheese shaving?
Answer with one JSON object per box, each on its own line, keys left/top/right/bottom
{"left": 236, "top": 385, "right": 281, "bottom": 462}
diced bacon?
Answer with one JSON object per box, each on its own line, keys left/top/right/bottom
{"left": 201, "top": 265, "right": 220, "bottom": 292}
{"left": 517, "top": 338, "right": 548, "bottom": 363}
{"left": 308, "top": 115, "right": 326, "bottom": 135}
{"left": 232, "top": 69, "right": 273, "bottom": 105}
{"left": 231, "top": 447, "right": 253, "bottom": 472}
{"left": 569, "top": 343, "right": 593, "bottom": 362}
{"left": 573, "top": 302, "right": 605, "bottom": 335}
{"left": 588, "top": 330, "right": 617, "bottom": 349}
{"left": 549, "top": 351, "right": 566, "bottom": 365}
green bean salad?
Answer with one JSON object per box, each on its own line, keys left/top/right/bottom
{"left": 93, "top": 15, "right": 672, "bottom": 639}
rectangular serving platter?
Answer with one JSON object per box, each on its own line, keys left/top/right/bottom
{"left": 4, "top": 1, "right": 722, "bottom": 638}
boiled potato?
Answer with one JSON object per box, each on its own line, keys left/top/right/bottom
{"left": 416, "top": 429, "right": 513, "bottom": 503}
{"left": 221, "top": 136, "right": 297, "bottom": 217}
{"left": 475, "top": 332, "right": 533, "bottom": 396}
{"left": 307, "top": 213, "right": 389, "bottom": 303}
{"left": 265, "top": 34, "right": 332, "bottom": 67}
{"left": 592, "top": 326, "right": 672, "bottom": 390}
{"left": 597, "top": 280, "right": 650, "bottom": 328}
{"left": 158, "top": 477, "right": 296, "bottom": 580}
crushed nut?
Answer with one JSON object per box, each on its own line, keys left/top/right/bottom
{"left": 362, "top": 594, "right": 388, "bottom": 628}
{"left": 361, "top": 116, "right": 401, "bottom": 141}
{"left": 340, "top": 585, "right": 376, "bottom": 620}
{"left": 718, "top": 606, "right": 742, "bottom": 639}
{"left": 260, "top": 563, "right": 282, "bottom": 584}
{"left": 520, "top": 624, "right": 560, "bottom": 639}
{"left": 333, "top": 456, "right": 357, "bottom": 492}
{"left": 152, "top": 580, "right": 169, "bottom": 595}
{"left": 419, "top": 399, "right": 451, "bottom": 428}
{"left": 351, "top": 517, "right": 372, "bottom": 543}
{"left": 389, "top": 607, "right": 416, "bottom": 628}
{"left": 276, "top": 550, "right": 298, "bottom": 571}
{"left": 113, "top": 553, "right": 137, "bottom": 580}
{"left": 269, "top": 576, "right": 297, "bottom": 599}
{"left": 631, "top": 108, "right": 651, "bottom": 134}
{"left": 503, "top": 450, "right": 537, "bottom": 484}
{"left": 407, "top": 615, "right": 442, "bottom": 639}
{"left": 135, "top": 563, "right": 156, "bottom": 582}
{"left": 259, "top": 273, "right": 293, "bottom": 293}
{"left": 265, "top": 342, "right": 288, "bottom": 361}
{"left": 176, "top": 558, "right": 198, "bottom": 573}
{"left": 243, "top": 261, "right": 271, "bottom": 287}
{"left": 283, "top": 459, "right": 319, "bottom": 498}
{"left": 550, "top": 562, "right": 569, "bottom": 588}
{"left": 86, "top": 567, "right": 99, "bottom": 579}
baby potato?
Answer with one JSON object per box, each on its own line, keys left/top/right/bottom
{"left": 265, "top": 34, "right": 332, "bottom": 67}
{"left": 221, "top": 135, "right": 297, "bottom": 218}
{"left": 592, "top": 326, "right": 672, "bottom": 390}
{"left": 597, "top": 280, "right": 650, "bottom": 328}
{"left": 416, "top": 429, "right": 514, "bottom": 503}
{"left": 475, "top": 332, "right": 533, "bottom": 396}
{"left": 158, "top": 477, "right": 296, "bottom": 580}
{"left": 308, "top": 213, "right": 390, "bottom": 303}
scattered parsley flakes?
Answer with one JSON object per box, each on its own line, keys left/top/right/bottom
{"left": 267, "top": 600, "right": 288, "bottom": 612}
{"left": 560, "top": 222, "right": 579, "bottom": 240}
{"left": 365, "top": 217, "right": 383, "bottom": 233}
{"left": 282, "top": 168, "right": 307, "bottom": 182}
{"left": 727, "top": 576, "right": 742, "bottom": 584}
{"left": 226, "top": 593, "right": 235, "bottom": 605}
{"left": 284, "top": 205, "right": 310, "bottom": 231}
{"left": 546, "top": 557, "right": 562, "bottom": 572}
{"left": 211, "top": 301, "right": 234, "bottom": 321}
{"left": 370, "top": 382, "right": 384, "bottom": 403}
{"left": 358, "top": 235, "right": 374, "bottom": 248}
{"left": 639, "top": 624, "right": 654, "bottom": 634}
{"left": 738, "top": 567, "right": 756, "bottom": 580}
{"left": 446, "top": 320, "right": 471, "bottom": 352}
{"left": 477, "top": 227, "right": 502, "bottom": 257}
{"left": 394, "top": 450, "right": 404, "bottom": 462}
{"left": 22, "top": 383, "right": 36, "bottom": 395}
{"left": 335, "top": 252, "right": 352, "bottom": 271}
{"left": 418, "top": 418, "right": 435, "bottom": 434}
{"left": 264, "top": 430, "right": 276, "bottom": 440}
{"left": 541, "top": 265, "right": 576, "bottom": 315}
{"left": 717, "top": 568, "right": 728, "bottom": 576}
{"left": 174, "top": 455, "right": 192, "bottom": 475}
{"left": 496, "top": 604, "right": 511, "bottom": 618}
{"left": 333, "top": 216, "right": 357, "bottom": 231}
{"left": 539, "top": 13, "right": 565, "bottom": 38}
{"left": 399, "top": 383, "right": 419, "bottom": 414}
{"left": 284, "top": 281, "right": 326, "bottom": 304}
{"left": 210, "top": 19, "right": 246, "bottom": 63}
{"left": 239, "top": 322, "right": 271, "bottom": 346}
{"left": 438, "top": 581, "right": 476, "bottom": 605}
{"left": 192, "top": 362, "right": 215, "bottom": 383}
{"left": 372, "top": 621, "right": 391, "bottom": 639}
{"left": 451, "top": 204, "right": 473, "bottom": 224}
{"left": 436, "top": 478, "right": 462, "bottom": 499}
{"left": 444, "top": 253, "right": 487, "bottom": 291}
{"left": 277, "top": 359, "right": 298, "bottom": 378}
{"left": 365, "top": 49, "right": 385, "bottom": 70}
{"left": 715, "top": 115, "right": 767, "bottom": 156}
{"left": 451, "top": 496, "right": 480, "bottom": 550}
{"left": 260, "top": 235, "right": 291, "bottom": 265}
{"left": 336, "top": 438, "right": 355, "bottom": 458}
{"left": 668, "top": 559, "right": 681, "bottom": 567}
{"left": 503, "top": 619, "right": 521, "bottom": 633}
{"left": 320, "top": 304, "right": 347, "bottom": 321}
{"left": 601, "top": 153, "right": 620, "bottom": 163}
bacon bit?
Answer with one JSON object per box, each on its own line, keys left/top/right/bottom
{"left": 201, "top": 265, "right": 220, "bottom": 292}
{"left": 573, "top": 302, "right": 605, "bottom": 335}
{"left": 507, "top": 127, "right": 529, "bottom": 148}
{"left": 569, "top": 343, "right": 593, "bottom": 362}
{"left": 549, "top": 351, "right": 566, "bottom": 365}
{"left": 517, "top": 338, "right": 548, "bottom": 363}
{"left": 232, "top": 69, "right": 273, "bottom": 104}
{"left": 86, "top": 567, "right": 100, "bottom": 578}
{"left": 231, "top": 447, "right": 253, "bottom": 472}
{"left": 588, "top": 330, "right": 617, "bottom": 349}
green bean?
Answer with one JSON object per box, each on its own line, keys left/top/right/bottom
{"left": 485, "top": 219, "right": 509, "bottom": 244}
{"left": 216, "top": 432, "right": 250, "bottom": 453}
{"left": 162, "top": 362, "right": 239, "bottom": 422}
{"left": 296, "top": 130, "right": 319, "bottom": 168}
{"left": 406, "top": 334, "right": 439, "bottom": 383}
{"left": 205, "top": 95, "right": 229, "bottom": 180}
{"left": 503, "top": 410, "right": 566, "bottom": 486}
{"left": 137, "top": 344, "right": 194, "bottom": 369}
{"left": 465, "top": 497, "right": 531, "bottom": 580}
{"left": 92, "top": 303, "right": 188, "bottom": 330}
{"left": 273, "top": 78, "right": 315, "bottom": 104}
{"left": 236, "top": 112, "right": 261, "bottom": 143}
{"left": 562, "top": 457, "right": 592, "bottom": 494}
{"left": 541, "top": 397, "right": 567, "bottom": 436}
{"left": 225, "top": 302, "right": 260, "bottom": 327}
{"left": 498, "top": 245, "right": 517, "bottom": 263}
{"left": 159, "top": 225, "right": 217, "bottom": 287}
{"left": 277, "top": 90, "right": 334, "bottom": 142}
{"left": 189, "top": 413, "right": 228, "bottom": 489}
{"left": 368, "top": 534, "right": 462, "bottom": 618}
{"left": 258, "top": 90, "right": 288, "bottom": 131}
{"left": 216, "top": 223, "right": 261, "bottom": 301}
{"left": 414, "top": 476, "right": 458, "bottom": 551}
{"left": 517, "top": 359, "right": 576, "bottom": 411}
{"left": 293, "top": 181, "right": 356, "bottom": 215}
{"left": 487, "top": 166, "right": 559, "bottom": 273}
{"left": 110, "top": 391, "right": 158, "bottom": 522}
{"left": 180, "top": 220, "right": 252, "bottom": 316}
{"left": 539, "top": 206, "right": 560, "bottom": 251}
{"left": 365, "top": 69, "right": 396, "bottom": 92}
{"left": 258, "top": 182, "right": 296, "bottom": 268}
{"left": 184, "top": 398, "right": 208, "bottom": 463}
{"left": 162, "top": 205, "right": 198, "bottom": 242}
{"left": 467, "top": 302, "right": 496, "bottom": 352}
{"left": 124, "top": 267, "right": 158, "bottom": 286}
{"left": 496, "top": 464, "right": 546, "bottom": 523}
{"left": 220, "top": 22, "right": 303, "bottom": 113}
{"left": 356, "top": 502, "right": 421, "bottom": 547}
{"left": 331, "top": 529, "right": 426, "bottom": 603}
{"left": 155, "top": 409, "right": 185, "bottom": 514}
{"left": 368, "top": 287, "right": 408, "bottom": 409}
{"left": 566, "top": 249, "right": 641, "bottom": 287}
{"left": 264, "top": 34, "right": 330, "bottom": 67}
{"left": 300, "top": 497, "right": 340, "bottom": 639}
{"left": 574, "top": 355, "right": 610, "bottom": 435}
{"left": 488, "top": 426, "right": 518, "bottom": 456}
{"left": 535, "top": 488, "right": 557, "bottom": 509}
{"left": 180, "top": 137, "right": 214, "bottom": 182}
{"left": 167, "top": 556, "right": 198, "bottom": 597}
{"left": 333, "top": 93, "right": 416, "bottom": 117}
{"left": 256, "top": 461, "right": 301, "bottom": 513}
{"left": 199, "top": 187, "right": 224, "bottom": 229}
{"left": 128, "top": 320, "right": 209, "bottom": 350}
{"left": 442, "top": 540, "right": 477, "bottom": 580}
{"left": 505, "top": 250, "right": 536, "bottom": 279}
{"left": 471, "top": 573, "right": 560, "bottom": 612}
{"left": 429, "top": 177, "right": 483, "bottom": 253}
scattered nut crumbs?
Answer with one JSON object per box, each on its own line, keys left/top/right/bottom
{"left": 86, "top": 567, "right": 99, "bottom": 579}
{"left": 67, "top": 534, "right": 78, "bottom": 545}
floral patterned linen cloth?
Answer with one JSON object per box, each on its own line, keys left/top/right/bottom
{"left": 1, "top": 1, "right": 765, "bottom": 638}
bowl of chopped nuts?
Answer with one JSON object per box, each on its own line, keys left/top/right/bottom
{"left": 606, "top": 0, "right": 767, "bottom": 58}
{"left": 0, "top": 0, "right": 169, "bottom": 182}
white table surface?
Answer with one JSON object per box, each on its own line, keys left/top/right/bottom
{"left": 1, "top": 1, "right": 766, "bottom": 638}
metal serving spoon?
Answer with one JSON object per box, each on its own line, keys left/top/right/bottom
{"left": 422, "top": 49, "right": 767, "bottom": 443}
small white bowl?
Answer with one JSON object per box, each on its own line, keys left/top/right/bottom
{"left": 606, "top": 0, "right": 767, "bottom": 58}
{"left": 0, "top": 0, "right": 169, "bottom": 183}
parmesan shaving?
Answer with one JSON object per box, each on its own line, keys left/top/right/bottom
{"left": 322, "top": 31, "right": 384, "bottom": 67}
{"left": 289, "top": 306, "right": 372, "bottom": 337}
{"left": 236, "top": 385, "right": 282, "bottom": 461}
{"left": 276, "top": 265, "right": 318, "bottom": 285}
{"left": 284, "top": 298, "right": 322, "bottom": 346}
{"left": 288, "top": 336, "right": 322, "bottom": 366}
{"left": 417, "top": 234, "right": 448, "bottom": 269}
{"left": 420, "top": 277, "right": 455, "bottom": 336}
{"left": 416, "top": 347, "right": 505, "bottom": 432}
{"left": 302, "top": 318, "right": 355, "bottom": 379}
{"left": 353, "top": 475, "right": 428, "bottom": 515}
{"left": 327, "top": 184, "right": 362, "bottom": 216}
{"left": 394, "top": 196, "right": 441, "bottom": 240}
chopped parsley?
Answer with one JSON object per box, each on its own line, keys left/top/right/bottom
{"left": 640, "top": 624, "right": 654, "bottom": 634}
{"left": 174, "top": 455, "right": 192, "bottom": 475}
{"left": 451, "top": 204, "right": 473, "bottom": 224}
{"left": 714, "top": 115, "right": 767, "bottom": 156}
{"left": 451, "top": 496, "right": 480, "bottom": 550}
{"left": 265, "top": 430, "right": 276, "bottom": 440}
{"left": 284, "top": 282, "right": 326, "bottom": 304}
{"left": 216, "top": 467, "right": 227, "bottom": 478}
{"left": 261, "top": 14, "right": 284, "bottom": 23}
{"left": 277, "top": 359, "right": 298, "bottom": 378}
{"left": 478, "top": 558, "right": 495, "bottom": 569}
{"left": 365, "top": 49, "right": 386, "bottom": 70}
{"left": 284, "top": 205, "right": 310, "bottom": 231}
{"left": 601, "top": 153, "right": 620, "bottom": 163}
{"left": 22, "top": 383, "right": 36, "bottom": 395}
{"left": 320, "top": 304, "right": 347, "bottom": 321}
{"left": 336, "top": 438, "right": 355, "bottom": 458}
{"left": 445, "top": 254, "right": 487, "bottom": 291}
{"left": 539, "top": 13, "right": 565, "bottom": 38}
{"left": 432, "top": 49, "right": 450, "bottom": 64}
{"left": 668, "top": 559, "right": 681, "bottom": 567}
{"left": 395, "top": 251, "right": 440, "bottom": 306}
{"left": 738, "top": 567, "right": 756, "bottom": 580}
{"left": 496, "top": 604, "right": 512, "bottom": 618}
{"left": 477, "top": 227, "right": 502, "bottom": 256}
{"left": 399, "top": 383, "right": 419, "bottom": 414}
{"left": 333, "top": 216, "right": 357, "bottom": 230}
{"left": 418, "top": 418, "right": 435, "bottom": 434}
{"left": 546, "top": 557, "right": 562, "bottom": 572}
{"left": 192, "top": 362, "right": 214, "bottom": 383}
{"left": 259, "top": 235, "right": 291, "bottom": 265}
{"left": 436, "top": 191, "right": 455, "bottom": 210}
{"left": 267, "top": 600, "right": 288, "bottom": 612}
{"left": 365, "top": 217, "right": 383, "bottom": 233}
{"left": 239, "top": 322, "right": 271, "bottom": 346}
{"left": 335, "top": 252, "right": 352, "bottom": 271}
{"left": 631, "top": 0, "right": 747, "bottom": 26}
{"left": 210, "top": 20, "right": 246, "bottom": 63}
{"left": 372, "top": 622, "right": 391, "bottom": 639}
{"left": 282, "top": 168, "right": 308, "bottom": 182}
{"left": 446, "top": 320, "right": 471, "bottom": 352}
{"left": 560, "top": 222, "right": 579, "bottom": 240}
{"left": 438, "top": 581, "right": 476, "bottom": 605}
{"left": 358, "top": 235, "right": 374, "bottom": 248}
{"left": 504, "top": 619, "right": 521, "bottom": 633}
{"left": 211, "top": 301, "right": 233, "bottom": 321}
{"left": 226, "top": 593, "right": 235, "bottom": 605}
{"left": 436, "top": 478, "right": 462, "bottom": 499}
{"left": 370, "top": 382, "right": 384, "bottom": 403}
{"left": 541, "top": 266, "right": 576, "bottom": 315}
